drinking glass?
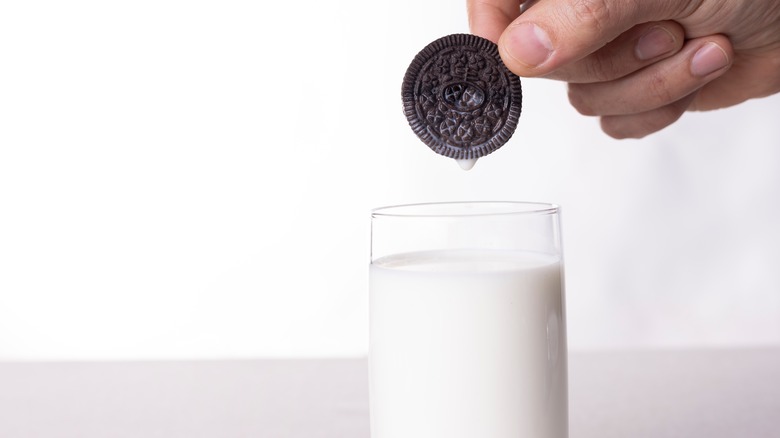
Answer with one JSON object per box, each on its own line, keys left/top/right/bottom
{"left": 369, "top": 201, "right": 567, "bottom": 438}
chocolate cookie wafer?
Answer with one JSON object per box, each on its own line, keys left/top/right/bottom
{"left": 402, "top": 34, "right": 522, "bottom": 162}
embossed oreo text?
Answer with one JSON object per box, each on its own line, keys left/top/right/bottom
{"left": 415, "top": 46, "right": 510, "bottom": 148}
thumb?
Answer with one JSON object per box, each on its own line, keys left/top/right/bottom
{"left": 498, "top": 0, "right": 685, "bottom": 76}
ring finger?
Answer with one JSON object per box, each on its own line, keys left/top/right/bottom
{"left": 567, "top": 35, "right": 734, "bottom": 116}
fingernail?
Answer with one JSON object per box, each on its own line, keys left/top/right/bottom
{"left": 635, "top": 26, "right": 676, "bottom": 60}
{"left": 505, "top": 23, "right": 553, "bottom": 67}
{"left": 691, "top": 42, "right": 729, "bottom": 77}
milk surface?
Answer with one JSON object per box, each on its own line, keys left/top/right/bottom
{"left": 369, "top": 249, "right": 567, "bottom": 438}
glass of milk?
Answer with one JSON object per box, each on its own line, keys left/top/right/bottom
{"left": 369, "top": 201, "right": 567, "bottom": 438}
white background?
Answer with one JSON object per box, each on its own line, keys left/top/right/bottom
{"left": 1, "top": 0, "right": 779, "bottom": 360}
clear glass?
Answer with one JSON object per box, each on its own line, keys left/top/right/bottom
{"left": 369, "top": 201, "right": 568, "bottom": 438}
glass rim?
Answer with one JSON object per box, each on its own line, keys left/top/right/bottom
{"left": 371, "top": 201, "right": 559, "bottom": 218}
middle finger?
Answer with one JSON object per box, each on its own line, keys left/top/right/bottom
{"left": 543, "top": 20, "right": 685, "bottom": 83}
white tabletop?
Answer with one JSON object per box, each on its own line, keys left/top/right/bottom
{"left": 1, "top": 348, "right": 778, "bottom": 437}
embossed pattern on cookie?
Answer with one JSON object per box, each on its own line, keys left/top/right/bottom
{"left": 402, "top": 34, "right": 522, "bottom": 163}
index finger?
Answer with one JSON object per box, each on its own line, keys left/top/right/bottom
{"left": 498, "top": 0, "right": 689, "bottom": 76}
{"left": 467, "top": 0, "right": 522, "bottom": 44}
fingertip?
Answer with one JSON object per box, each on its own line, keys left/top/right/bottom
{"left": 567, "top": 83, "right": 598, "bottom": 116}
{"left": 498, "top": 22, "right": 554, "bottom": 76}
{"left": 600, "top": 116, "right": 647, "bottom": 139}
{"left": 599, "top": 93, "right": 695, "bottom": 139}
{"left": 467, "top": 0, "right": 521, "bottom": 44}
{"left": 469, "top": 15, "right": 505, "bottom": 44}
{"left": 690, "top": 39, "right": 733, "bottom": 78}
{"left": 474, "top": 29, "right": 502, "bottom": 45}
{"left": 634, "top": 24, "right": 681, "bottom": 61}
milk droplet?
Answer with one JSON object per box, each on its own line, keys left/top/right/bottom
{"left": 456, "top": 158, "right": 478, "bottom": 171}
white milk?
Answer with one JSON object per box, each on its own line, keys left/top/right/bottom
{"left": 369, "top": 249, "right": 567, "bottom": 438}
{"left": 456, "top": 158, "right": 478, "bottom": 170}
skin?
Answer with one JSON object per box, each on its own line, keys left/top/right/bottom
{"left": 467, "top": 0, "right": 780, "bottom": 138}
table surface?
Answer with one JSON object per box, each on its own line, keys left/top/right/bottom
{"left": 1, "top": 348, "right": 779, "bottom": 438}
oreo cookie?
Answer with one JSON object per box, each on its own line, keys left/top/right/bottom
{"left": 402, "top": 34, "right": 522, "bottom": 160}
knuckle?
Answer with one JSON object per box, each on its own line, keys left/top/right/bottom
{"left": 600, "top": 117, "right": 633, "bottom": 139}
{"left": 572, "top": 0, "right": 612, "bottom": 34}
{"left": 646, "top": 71, "right": 675, "bottom": 106}
{"left": 567, "top": 84, "right": 597, "bottom": 115}
{"left": 583, "top": 54, "right": 621, "bottom": 82}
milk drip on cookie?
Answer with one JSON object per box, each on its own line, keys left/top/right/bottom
{"left": 456, "top": 158, "right": 478, "bottom": 171}
{"left": 402, "top": 34, "right": 522, "bottom": 169}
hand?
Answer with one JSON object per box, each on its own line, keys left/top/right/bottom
{"left": 467, "top": 0, "right": 780, "bottom": 138}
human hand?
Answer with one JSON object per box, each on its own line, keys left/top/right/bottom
{"left": 467, "top": 0, "right": 780, "bottom": 138}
